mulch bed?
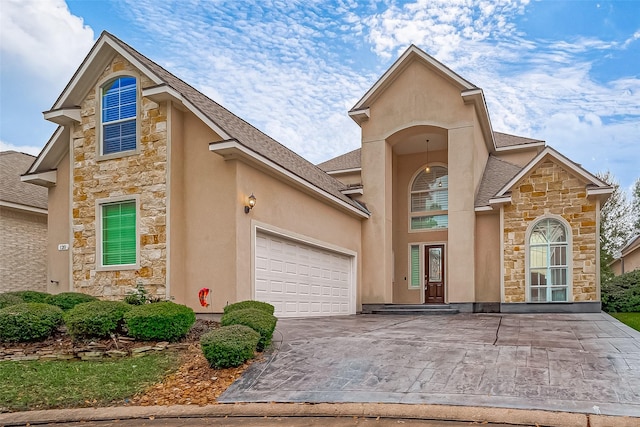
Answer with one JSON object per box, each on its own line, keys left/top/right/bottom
{"left": 1, "top": 319, "right": 256, "bottom": 406}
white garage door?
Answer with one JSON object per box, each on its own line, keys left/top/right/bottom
{"left": 255, "top": 231, "right": 354, "bottom": 318}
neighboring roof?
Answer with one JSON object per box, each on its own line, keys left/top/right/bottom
{"left": 494, "top": 132, "right": 544, "bottom": 149}
{"left": 317, "top": 148, "right": 361, "bottom": 172}
{"left": 27, "top": 31, "right": 367, "bottom": 216}
{"left": 475, "top": 156, "right": 522, "bottom": 208}
{"left": 0, "top": 151, "right": 47, "bottom": 211}
{"left": 621, "top": 235, "right": 640, "bottom": 257}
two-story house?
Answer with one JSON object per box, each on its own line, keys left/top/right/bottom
{"left": 23, "top": 32, "right": 612, "bottom": 316}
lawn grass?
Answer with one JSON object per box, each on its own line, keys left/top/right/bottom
{"left": 610, "top": 312, "right": 640, "bottom": 332}
{"left": 0, "top": 351, "right": 180, "bottom": 412}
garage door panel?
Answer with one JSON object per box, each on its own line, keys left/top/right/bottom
{"left": 255, "top": 231, "right": 353, "bottom": 318}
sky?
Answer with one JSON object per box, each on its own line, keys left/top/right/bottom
{"left": 1, "top": 0, "right": 638, "bottom": 190}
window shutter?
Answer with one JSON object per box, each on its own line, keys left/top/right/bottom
{"left": 410, "top": 245, "right": 420, "bottom": 288}
{"left": 102, "top": 201, "right": 136, "bottom": 266}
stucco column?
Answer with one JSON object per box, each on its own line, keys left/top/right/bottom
{"left": 447, "top": 127, "right": 476, "bottom": 303}
{"left": 361, "top": 138, "right": 393, "bottom": 303}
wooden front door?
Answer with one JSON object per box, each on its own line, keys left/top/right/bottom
{"left": 424, "top": 244, "right": 445, "bottom": 304}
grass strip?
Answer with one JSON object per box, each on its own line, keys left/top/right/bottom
{"left": 610, "top": 312, "right": 640, "bottom": 332}
{"left": 0, "top": 351, "right": 180, "bottom": 412}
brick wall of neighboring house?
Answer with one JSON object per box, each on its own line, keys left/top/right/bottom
{"left": 0, "top": 207, "right": 47, "bottom": 292}
{"left": 503, "top": 160, "right": 598, "bottom": 303}
{"left": 71, "top": 54, "right": 168, "bottom": 299}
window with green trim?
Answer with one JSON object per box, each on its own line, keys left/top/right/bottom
{"left": 102, "top": 200, "right": 136, "bottom": 266}
{"left": 409, "top": 245, "right": 421, "bottom": 288}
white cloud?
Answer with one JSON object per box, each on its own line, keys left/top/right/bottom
{"left": 0, "top": 140, "right": 42, "bottom": 156}
{"left": 0, "top": 0, "right": 95, "bottom": 84}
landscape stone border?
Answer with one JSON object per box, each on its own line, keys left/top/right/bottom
{"left": 0, "top": 338, "right": 191, "bottom": 362}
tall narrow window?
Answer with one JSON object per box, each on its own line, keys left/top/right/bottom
{"left": 102, "top": 76, "right": 137, "bottom": 155}
{"left": 409, "top": 245, "right": 421, "bottom": 288}
{"left": 410, "top": 166, "right": 448, "bottom": 230}
{"left": 528, "top": 218, "right": 569, "bottom": 302}
{"left": 102, "top": 200, "right": 136, "bottom": 266}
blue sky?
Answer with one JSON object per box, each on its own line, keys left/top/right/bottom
{"left": 1, "top": 0, "right": 638, "bottom": 189}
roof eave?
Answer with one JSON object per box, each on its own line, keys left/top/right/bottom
{"left": 26, "top": 126, "right": 68, "bottom": 175}
{"left": 20, "top": 170, "right": 57, "bottom": 188}
{"left": 209, "top": 140, "right": 370, "bottom": 219}
{"left": 461, "top": 89, "right": 496, "bottom": 153}
{"left": 43, "top": 108, "right": 81, "bottom": 125}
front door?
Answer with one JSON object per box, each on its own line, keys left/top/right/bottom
{"left": 424, "top": 244, "right": 445, "bottom": 304}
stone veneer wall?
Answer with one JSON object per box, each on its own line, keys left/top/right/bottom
{"left": 72, "top": 54, "right": 167, "bottom": 299}
{"left": 503, "top": 160, "right": 597, "bottom": 303}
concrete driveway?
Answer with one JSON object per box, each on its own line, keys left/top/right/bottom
{"left": 220, "top": 313, "right": 640, "bottom": 417}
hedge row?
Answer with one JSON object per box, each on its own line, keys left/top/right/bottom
{"left": 0, "top": 292, "right": 196, "bottom": 343}
{"left": 602, "top": 270, "right": 640, "bottom": 313}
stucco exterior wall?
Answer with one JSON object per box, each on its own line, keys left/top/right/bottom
{"left": 494, "top": 149, "right": 541, "bottom": 168}
{"left": 233, "top": 161, "right": 363, "bottom": 311}
{"left": 475, "top": 213, "right": 501, "bottom": 302}
{"left": 47, "top": 149, "right": 71, "bottom": 293}
{"left": 358, "top": 59, "right": 482, "bottom": 305}
{"left": 71, "top": 54, "right": 168, "bottom": 299}
{"left": 328, "top": 170, "right": 361, "bottom": 187}
{"left": 612, "top": 245, "right": 640, "bottom": 275}
{"left": 172, "top": 111, "right": 237, "bottom": 311}
{"left": 503, "top": 160, "right": 598, "bottom": 303}
{"left": 392, "top": 150, "right": 448, "bottom": 303}
{"left": 0, "top": 207, "right": 47, "bottom": 292}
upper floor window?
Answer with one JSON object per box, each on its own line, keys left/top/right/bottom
{"left": 101, "top": 76, "right": 137, "bottom": 155}
{"left": 528, "top": 218, "right": 570, "bottom": 302}
{"left": 410, "top": 166, "right": 448, "bottom": 230}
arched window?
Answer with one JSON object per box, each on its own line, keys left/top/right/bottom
{"left": 410, "top": 166, "right": 448, "bottom": 230}
{"left": 101, "top": 76, "right": 137, "bottom": 155}
{"left": 528, "top": 218, "right": 570, "bottom": 302}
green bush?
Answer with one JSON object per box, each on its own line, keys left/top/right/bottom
{"left": 124, "top": 301, "right": 195, "bottom": 341}
{"left": 223, "top": 300, "right": 275, "bottom": 315}
{"left": 200, "top": 325, "right": 260, "bottom": 368}
{"left": 0, "top": 293, "right": 23, "bottom": 309}
{"left": 602, "top": 270, "right": 640, "bottom": 313}
{"left": 220, "top": 308, "right": 277, "bottom": 351}
{"left": 45, "top": 292, "right": 98, "bottom": 311}
{"left": 4, "top": 291, "right": 51, "bottom": 303}
{"left": 0, "top": 303, "right": 63, "bottom": 342}
{"left": 64, "top": 301, "right": 132, "bottom": 339}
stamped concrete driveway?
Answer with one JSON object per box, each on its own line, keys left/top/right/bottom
{"left": 220, "top": 313, "right": 640, "bottom": 417}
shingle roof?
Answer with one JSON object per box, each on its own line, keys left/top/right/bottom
{"left": 0, "top": 151, "right": 48, "bottom": 210}
{"left": 106, "top": 33, "right": 363, "bottom": 213}
{"left": 475, "top": 156, "right": 522, "bottom": 207}
{"left": 317, "top": 148, "right": 361, "bottom": 172}
{"left": 494, "top": 132, "right": 544, "bottom": 148}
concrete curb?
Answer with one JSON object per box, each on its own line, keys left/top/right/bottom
{"left": 1, "top": 403, "right": 638, "bottom": 427}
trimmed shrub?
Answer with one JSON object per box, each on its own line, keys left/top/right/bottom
{"left": 45, "top": 292, "right": 98, "bottom": 311}
{"left": 602, "top": 270, "right": 640, "bottom": 313}
{"left": 200, "top": 324, "right": 260, "bottom": 368}
{"left": 0, "top": 303, "right": 63, "bottom": 342}
{"left": 220, "top": 308, "right": 277, "bottom": 351}
{"left": 0, "top": 293, "right": 23, "bottom": 309}
{"left": 124, "top": 301, "right": 196, "bottom": 341}
{"left": 223, "top": 300, "right": 275, "bottom": 316}
{"left": 4, "top": 291, "right": 51, "bottom": 303}
{"left": 64, "top": 300, "right": 132, "bottom": 339}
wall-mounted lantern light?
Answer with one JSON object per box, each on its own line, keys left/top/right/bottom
{"left": 244, "top": 193, "right": 257, "bottom": 214}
